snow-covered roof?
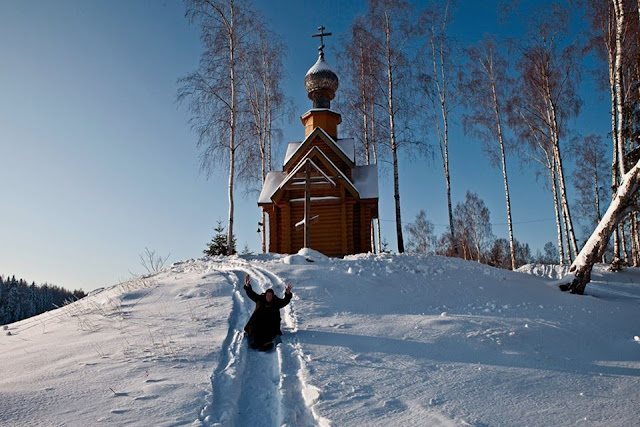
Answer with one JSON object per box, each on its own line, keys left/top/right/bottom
{"left": 261, "top": 147, "right": 361, "bottom": 205}
{"left": 258, "top": 171, "right": 286, "bottom": 204}
{"left": 283, "top": 128, "right": 355, "bottom": 168}
{"left": 307, "top": 108, "right": 341, "bottom": 115}
{"left": 352, "top": 164, "right": 378, "bottom": 199}
{"left": 305, "top": 55, "right": 337, "bottom": 77}
{"left": 283, "top": 142, "right": 302, "bottom": 166}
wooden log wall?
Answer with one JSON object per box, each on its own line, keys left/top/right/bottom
{"left": 287, "top": 200, "right": 354, "bottom": 255}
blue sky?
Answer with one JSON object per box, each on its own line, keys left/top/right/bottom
{"left": 0, "top": 0, "right": 609, "bottom": 291}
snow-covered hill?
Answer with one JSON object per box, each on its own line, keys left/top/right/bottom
{"left": 1, "top": 251, "right": 639, "bottom": 426}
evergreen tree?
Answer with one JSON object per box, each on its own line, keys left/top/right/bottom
{"left": 7, "top": 285, "right": 20, "bottom": 323}
{"left": 204, "top": 221, "right": 237, "bottom": 256}
{"left": 0, "top": 275, "right": 85, "bottom": 325}
{"left": 488, "top": 238, "right": 533, "bottom": 269}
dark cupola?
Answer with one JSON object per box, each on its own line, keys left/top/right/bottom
{"left": 301, "top": 26, "right": 342, "bottom": 139}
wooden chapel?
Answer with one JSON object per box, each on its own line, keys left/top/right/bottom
{"left": 258, "top": 27, "right": 379, "bottom": 256}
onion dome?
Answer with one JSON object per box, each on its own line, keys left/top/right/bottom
{"left": 304, "top": 53, "right": 339, "bottom": 109}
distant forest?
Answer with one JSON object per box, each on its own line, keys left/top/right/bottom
{"left": 0, "top": 275, "right": 86, "bottom": 326}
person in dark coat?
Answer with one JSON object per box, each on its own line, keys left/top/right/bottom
{"left": 243, "top": 274, "right": 293, "bottom": 351}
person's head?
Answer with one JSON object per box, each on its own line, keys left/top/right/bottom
{"left": 265, "top": 288, "right": 274, "bottom": 303}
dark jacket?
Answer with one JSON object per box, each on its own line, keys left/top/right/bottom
{"left": 243, "top": 285, "right": 292, "bottom": 347}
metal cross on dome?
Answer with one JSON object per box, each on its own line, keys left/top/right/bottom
{"left": 311, "top": 25, "right": 332, "bottom": 58}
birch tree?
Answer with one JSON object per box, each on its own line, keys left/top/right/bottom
{"left": 405, "top": 210, "right": 436, "bottom": 254}
{"left": 571, "top": 135, "right": 608, "bottom": 248}
{"left": 453, "top": 191, "right": 494, "bottom": 263}
{"left": 564, "top": 0, "right": 640, "bottom": 292}
{"left": 242, "top": 21, "right": 290, "bottom": 253}
{"left": 461, "top": 36, "right": 517, "bottom": 269}
{"left": 364, "top": 0, "right": 416, "bottom": 253}
{"left": 613, "top": 0, "right": 627, "bottom": 177}
{"left": 587, "top": 0, "right": 625, "bottom": 263}
{"left": 508, "top": 100, "right": 567, "bottom": 264}
{"left": 561, "top": 159, "right": 640, "bottom": 294}
{"left": 419, "top": 0, "right": 460, "bottom": 257}
{"left": 338, "top": 17, "right": 386, "bottom": 253}
{"left": 178, "top": 0, "right": 254, "bottom": 255}
{"left": 508, "top": 5, "right": 582, "bottom": 263}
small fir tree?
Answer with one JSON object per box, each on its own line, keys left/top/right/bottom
{"left": 204, "top": 221, "right": 236, "bottom": 256}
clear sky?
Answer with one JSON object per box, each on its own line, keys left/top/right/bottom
{"left": 0, "top": 0, "right": 609, "bottom": 291}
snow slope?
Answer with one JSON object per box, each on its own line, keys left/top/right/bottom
{"left": 1, "top": 252, "right": 639, "bottom": 426}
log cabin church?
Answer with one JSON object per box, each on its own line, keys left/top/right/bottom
{"left": 258, "top": 27, "right": 379, "bottom": 256}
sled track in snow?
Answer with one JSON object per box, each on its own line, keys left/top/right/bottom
{"left": 197, "top": 261, "right": 325, "bottom": 426}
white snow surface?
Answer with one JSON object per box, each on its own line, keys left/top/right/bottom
{"left": 258, "top": 171, "right": 287, "bottom": 204}
{"left": 283, "top": 135, "right": 355, "bottom": 167}
{"left": 1, "top": 254, "right": 639, "bottom": 426}
{"left": 305, "top": 56, "right": 337, "bottom": 77}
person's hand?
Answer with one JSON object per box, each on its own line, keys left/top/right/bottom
{"left": 285, "top": 283, "right": 292, "bottom": 294}
{"left": 244, "top": 274, "right": 251, "bottom": 288}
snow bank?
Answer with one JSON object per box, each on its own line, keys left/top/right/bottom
{"left": 282, "top": 248, "right": 330, "bottom": 265}
{"left": 517, "top": 262, "right": 571, "bottom": 279}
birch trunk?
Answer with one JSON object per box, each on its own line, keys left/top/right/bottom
{"left": 607, "top": 4, "right": 622, "bottom": 264}
{"left": 385, "top": 11, "right": 404, "bottom": 253}
{"left": 441, "top": 44, "right": 457, "bottom": 257}
{"left": 634, "top": 213, "right": 640, "bottom": 266}
{"left": 444, "top": 129, "right": 456, "bottom": 256}
{"left": 621, "top": 220, "right": 629, "bottom": 264}
{"left": 261, "top": 65, "right": 268, "bottom": 254}
{"left": 631, "top": 214, "right": 639, "bottom": 266}
{"left": 612, "top": 123, "right": 621, "bottom": 262}
{"left": 562, "top": 207, "right": 573, "bottom": 263}
{"left": 428, "top": 5, "right": 457, "bottom": 257}
{"left": 359, "top": 40, "right": 371, "bottom": 166}
{"left": 544, "top": 78, "right": 578, "bottom": 260}
{"left": 226, "top": 0, "right": 236, "bottom": 255}
{"left": 595, "top": 156, "right": 606, "bottom": 263}
{"left": 551, "top": 158, "right": 566, "bottom": 265}
{"left": 556, "top": 146, "right": 578, "bottom": 259}
{"left": 370, "top": 100, "right": 382, "bottom": 253}
{"left": 489, "top": 66, "right": 516, "bottom": 270}
{"left": 561, "top": 159, "right": 640, "bottom": 294}
{"left": 613, "top": 0, "right": 626, "bottom": 176}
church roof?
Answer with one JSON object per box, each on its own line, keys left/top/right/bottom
{"left": 352, "top": 164, "right": 379, "bottom": 199}
{"left": 259, "top": 157, "right": 378, "bottom": 205}
{"left": 283, "top": 127, "right": 355, "bottom": 168}
{"left": 304, "top": 54, "right": 339, "bottom": 109}
{"left": 277, "top": 146, "right": 360, "bottom": 202}
{"left": 305, "top": 54, "right": 338, "bottom": 78}
{"left": 258, "top": 171, "right": 287, "bottom": 204}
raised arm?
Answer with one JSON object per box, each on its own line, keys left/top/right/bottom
{"left": 243, "top": 274, "right": 260, "bottom": 302}
{"left": 277, "top": 283, "right": 293, "bottom": 308}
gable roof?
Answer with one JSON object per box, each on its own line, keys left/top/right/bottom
{"left": 283, "top": 127, "right": 355, "bottom": 171}
{"left": 262, "top": 146, "right": 361, "bottom": 205}
{"left": 283, "top": 138, "right": 355, "bottom": 167}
